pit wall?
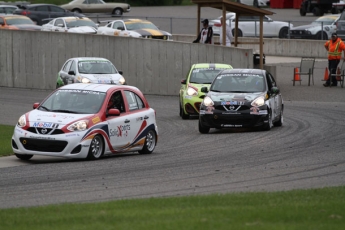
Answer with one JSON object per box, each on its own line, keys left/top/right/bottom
{"left": 0, "top": 30, "right": 253, "bottom": 95}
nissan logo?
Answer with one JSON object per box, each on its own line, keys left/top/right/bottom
{"left": 229, "top": 106, "right": 235, "bottom": 110}
{"left": 41, "top": 128, "right": 47, "bottom": 134}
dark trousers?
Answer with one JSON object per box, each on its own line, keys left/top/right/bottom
{"left": 327, "top": 59, "right": 340, "bottom": 85}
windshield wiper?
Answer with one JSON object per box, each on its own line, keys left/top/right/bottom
{"left": 39, "top": 106, "right": 50, "bottom": 111}
{"left": 51, "top": 109, "right": 80, "bottom": 114}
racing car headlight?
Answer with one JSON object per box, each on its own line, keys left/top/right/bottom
{"left": 67, "top": 120, "right": 89, "bottom": 132}
{"left": 251, "top": 96, "right": 265, "bottom": 107}
{"left": 81, "top": 78, "right": 91, "bottom": 83}
{"left": 119, "top": 76, "right": 126, "bottom": 85}
{"left": 203, "top": 96, "right": 214, "bottom": 106}
{"left": 187, "top": 87, "right": 198, "bottom": 96}
{"left": 17, "top": 115, "right": 26, "bottom": 128}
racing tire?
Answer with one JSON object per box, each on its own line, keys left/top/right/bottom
{"left": 72, "top": 8, "right": 82, "bottom": 13}
{"left": 112, "top": 8, "right": 123, "bottom": 16}
{"left": 273, "top": 109, "right": 283, "bottom": 127}
{"left": 199, "top": 120, "right": 210, "bottom": 134}
{"left": 262, "top": 110, "right": 273, "bottom": 131}
{"left": 299, "top": 8, "right": 306, "bottom": 16}
{"left": 180, "top": 102, "right": 189, "bottom": 119}
{"left": 15, "top": 153, "right": 33, "bottom": 160}
{"left": 278, "top": 27, "right": 289, "bottom": 39}
{"left": 316, "top": 31, "right": 328, "bottom": 40}
{"left": 87, "top": 135, "right": 104, "bottom": 160}
{"left": 138, "top": 130, "right": 156, "bottom": 154}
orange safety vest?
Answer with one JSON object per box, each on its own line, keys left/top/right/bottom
{"left": 325, "top": 38, "right": 345, "bottom": 60}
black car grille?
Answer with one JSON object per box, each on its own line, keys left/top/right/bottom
{"left": 152, "top": 35, "right": 168, "bottom": 40}
{"left": 214, "top": 104, "right": 249, "bottom": 112}
{"left": 290, "top": 30, "right": 308, "bottom": 35}
{"left": 213, "top": 116, "right": 254, "bottom": 125}
{"left": 19, "top": 138, "right": 67, "bottom": 152}
{"left": 27, "top": 127, "right": 64, "bottom": 135}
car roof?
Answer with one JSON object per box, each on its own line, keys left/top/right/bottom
{"left": 60, "top": 83, "right": 139, "bottom": 93}
{"left": 219, "top": 68, "right": 265, "bottom": 75}
{"left": 72, "top": 57, "right": 110, "bottom": 61}
{"left": 0, "top": 15, "right": 30, "bottom": 19}
{"left": 124, "top": 19, "right": 151, "bottom": 23}
{"left": 192, "top": 63, "right": 233, "bottom": 68}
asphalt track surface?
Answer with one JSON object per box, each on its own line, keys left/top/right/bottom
{"left": 1, "top": 7, "right": 345, "bottom": 209}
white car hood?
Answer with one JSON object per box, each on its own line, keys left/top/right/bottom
{"left": 80, "top": 73, "right": 123, "bottom": 84}
{"left": 27, "top": 110, "right": 91, "bottom": 127}
{"left": 68, "top": 26, "right": 97, "bottom": 34}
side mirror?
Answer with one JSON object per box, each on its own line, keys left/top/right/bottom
{"left": 68, "top": 70, "right": 75, "bottom": 75}
{"left": 118, "top": 26, "right": 125, "bottom": 31}
{"left": 181, "top": 79, "right": 186, "bottom": 84}
{"left": 33, "top": 102, "right": 40, "bottom": 109}
{"left": 270, "top": 86, "right": 280, "bottom": 94}
{"left": 119, "top": 70, "right": 123, "bottom": 75}
{"left": 201, "top": 86, "right": 208, "bottom": 93}
{"left": 108, "top": 108, "right": 120, "bottom": 116}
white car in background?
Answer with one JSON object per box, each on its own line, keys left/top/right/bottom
{"left": 97, "top": 18, "right": 172, "bottom": 40}
{"left": 41, "top": 16, "right": 98, "bottom": 34}
{"left": 0, "top": 5, "right": 18, "bottom": 14}
{"left": 209, "top": 12, "right": 293, "bottom": 38}
{"left": 56, "top": 57, "right": 126, "bottom": 88}
{"left": 239, "top": 0, "right": 268, "bottom": 7}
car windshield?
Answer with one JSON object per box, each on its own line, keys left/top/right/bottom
{"left": 126, "top": 22, "right": 159, "bottom": 30}
{"left": 210, "top": 73, "right": 266, "bottom": 93}
{"left": 39, "top": 89, "right": 106, "bottom": 114}
{"left": 6, "top": 18, "right": 34, "bottom": 25}
{"left": 78, "top": 60, "right": 118, "bottom": 74}
{"left": 312, "top": 17, "right": 336, "bottom": 25}
{"left": 66, "top": 19, "right": 97, "bottom": 28}
{"left": 190, "top": 68, "right": 228, "bottom": 84}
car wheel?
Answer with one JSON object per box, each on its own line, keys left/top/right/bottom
{"left": 112, "top": 8, "right": 123, "bottom": 16}
{"left": 87, "top": 135, "right": 104, "bottom": 160}
{"left": 262, "top": 109, "right": 273, "bottom": 131}
{"left": 199, "top": 120, "right": 210, "bottom": 134}
{"left": 138, "top": 130, "right": 156, "bottom": 154}
{"left": 180, "top": 101, "right": 189, "bottom": 119}
{"left": 299, "top": 8, "right": 306, "bottom": 16}
{"left": 72, "top": 8, "right": 82, "bottom": 13}
{"left": 278, "top": 27, "right": 289, "bottom": 39}
{"left": 15, "top": 153, "right": 33, "bottom": 160}
{"left": 232, "top": 28, "right": 243, "bottom": 37}
{"left": 273, "top": 109, "right": 283, "bottom": 127}
{"left": 316, "top": 31, "right": 328, "bottom": 40}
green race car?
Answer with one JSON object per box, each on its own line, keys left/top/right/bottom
{"left": 179, "top": 63, "right": 233, "bottom": 119}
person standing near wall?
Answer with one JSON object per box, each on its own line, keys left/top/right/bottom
{"left": 323, "top": 33, "right": 345, "bottom": 87}
{"left": 193, "top": 19, "right": 213, "bottom": 44}
{"left": 218, "top": 20, "right": 233, "bottom": 47}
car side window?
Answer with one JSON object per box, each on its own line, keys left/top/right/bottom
{"left": 69, "top": 60, "right": 77, "bottom": 73}
{"left": 54, "top": 19, "right": 64, "bottom": 26}
{"left": 108, "top": 91, "right": 125, "bottom": 112}
{"left": 107, "top": 23, "right": 112, "bottom": 28}
{"left": 62, "top": 60, "right": 72, "bottom": 72}
{"left": 50, "top": 6, "right": 65, "bottom": 13}
{"left": 266, "top": 72, "right": 275, "bottom": 89}
{"left": 113, "top": 22, "right": 123, "bottom": 29}
{"left": 82, "top": 0, "right": 88, "bottom": 4}
{"left": 36, "top": 6, "right": 49, "bottom": 12}
{"left": 124, "top": 91, "right": 145, "bottom": 111}
{"left": 0, "top": 8, "right": 4, "bottom": 13}
{"left": 0, "top": 18, "right": 4, "bottom": 24}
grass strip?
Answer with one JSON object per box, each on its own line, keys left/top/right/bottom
{"left": 0, "top": 125, "right": 14, "bottom": 157}
{"left": 0, "top": 186, "right": 344, "bottom": 230}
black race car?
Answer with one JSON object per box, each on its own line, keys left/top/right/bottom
{"left": 198, "top": 68, "right": 283, "bottom": 133}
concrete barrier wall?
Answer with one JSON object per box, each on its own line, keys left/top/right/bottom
{"left": 173, "top": 35, "right": 328, "bottom": 58}
{"left": 0, "top": 30, "right": 253, "bottom": 95}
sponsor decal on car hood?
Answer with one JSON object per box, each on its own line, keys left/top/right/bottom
{"left": 27, "top": 110, "right": 91, "bottom": 126}
{"left": 209, "top": 91, "right": 265, "bottom": 102}
{"left": 68, "top": 26, "right": 97, "bottom": 34}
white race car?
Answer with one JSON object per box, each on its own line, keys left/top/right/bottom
{"left": 12, "top": 83, "right": 158, "bottom": 160}
{"left": 56, "top": 57, "right": 126, "bottom": 88}
{"left": 41, "top": 16, "right": 98, "bottom": 34}
{"left": 97, "top": 18, "right": 172, "bottom": 40}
